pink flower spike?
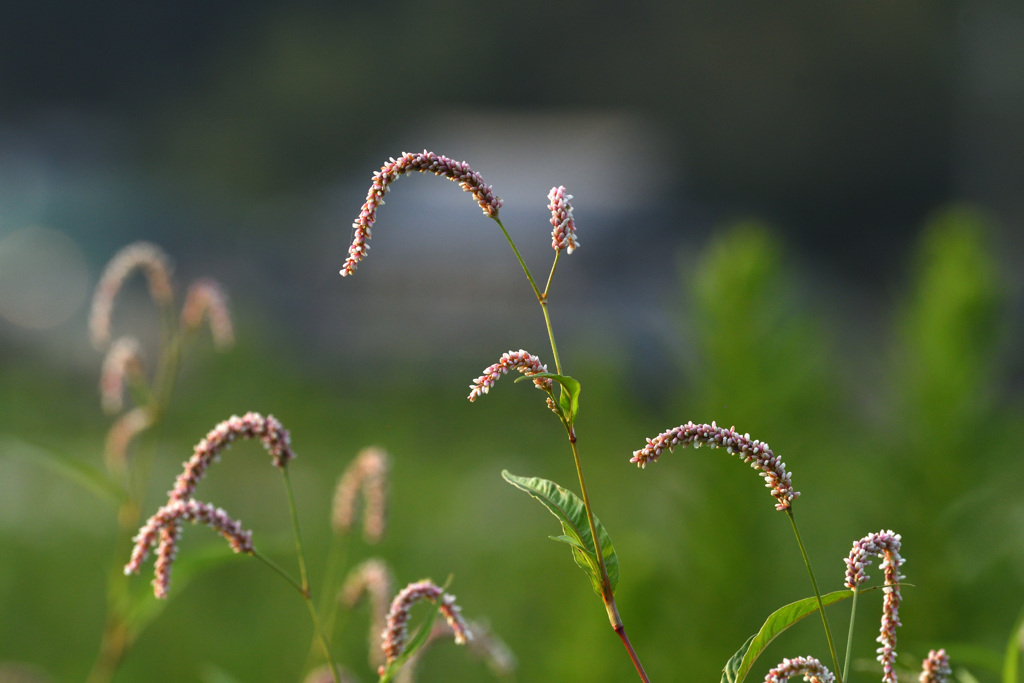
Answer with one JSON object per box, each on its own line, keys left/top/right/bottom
{"left": 169, "top": 412, "right": 295, "bottom": 503}
{"left": 332, "top": 447, "right": 390, "bottom": 543}
{"left": 763, "top": 656, "right": 835, "bottom": 683}
{"left": 90, "top": 242, "right": 175, "bottom": 350}
{"left": 919, "top": 649, "right": 951, "bottom": 683}
{"left": 844, "top": 530, "right": 906, "bottom": 683}
{"left": 181, "top": 277, "right": 234, "bottom": 349}
{"left": 340, "top": 558, "right": 395, "bottom": 669}
{"left": 341, "top": 150, "right": 503, "bottom": 277}
{"left": 124, "top": 499, "right": 254, "bottom": 598}
{"left": 99, "top": 336, "right": 145, "bottom": 414}
{"left": 467, "top": 349, "right": 554, "bottom": 402}
{"left": 548, "top": 186, "right": 579, "bottom": 254}
{"left": 379, "top": 580, "right": 472, "bottom": 671}
{"left": 630, "top": 421, "right": 799, "bottom": 511}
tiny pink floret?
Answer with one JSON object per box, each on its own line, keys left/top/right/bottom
{"left": 467, "top": 349, "right": 554, "bottom": 402}
{"left": 341, "top": 150, "right": 503, "bottom": 277}
{"left": 630, "top": 421, "right": 799, "bottom": 511}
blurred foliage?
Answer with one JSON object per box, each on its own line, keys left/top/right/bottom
{"left": 0, "top": 205, "right": 1021, "bottom": 682}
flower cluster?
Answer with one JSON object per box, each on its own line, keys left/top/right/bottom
{"left": 181, "top": 277, "right": 234, "bottom": 349}
{"left": 332, "top": 446, "right": 390, "bottom": 543}
{"left": 99, "top": 336, "right": 145, "bottom": 414}
{"left": 844, "top": 530, "right": 906, "bottom": 683}
{"left": 169, "top": 412, "right": 295, "bottom": 503}
{"left": 919, "top": 648, "right": 951, "bottom": 683}
{"left": 125, "top": 499, "right": 253, "bottom": 572}
{"left": 630, "top": 421, "right": 799, "bottom": 511}
{"left": 547, "top": 186, "right": 579, "bottom": 254}
{"left": 467, "top": 349, "right": 554, "bottom": 402}
{"left": 763, "top": 656, "right": 835, "bottom": 683}
{"left": 126, "top": 412, "right": 295, "bottom": 597}
{"left": 379, "top": 580, "right": 471, "bottom": 674}
{"left": 89, "top": 241, "right": 174, "bottom": 349}
{"left": 340, "top": 558, "right": 395, "bottom": 669}
{"left": 341, "top": 150, "right": 503, "bottom": 277}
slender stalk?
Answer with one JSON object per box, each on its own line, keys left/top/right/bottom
{"left": 787, "top": 510, "right": 842, "bottom": 683}
{"left": 843, "top": 589, "right": 858, "bottom": 683}
{"left": 493, "top": 217, "right": 542, "bottom": 299}
{"left": 543, "top": 251, "right": 561, "bottom": 299}
{"left": 282, "top": 469, "right": 341, "bottom": 683}
{"left": 87, "top": 310, "right": 183, "bottom": 683}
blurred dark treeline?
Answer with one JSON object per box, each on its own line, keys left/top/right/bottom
{"left": 2, "top": 1, "right": 1022, "bottom": 278}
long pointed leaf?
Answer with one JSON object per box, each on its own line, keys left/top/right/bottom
{"left": 502, "top": 471, "right": 617, "bottom": 597}
{"left": 721, "top": 590, "right": 854, "bottom": 683}
{"left": 1003, "top": 603, "right": 1024, "bottom": 683}
{"left": 0, "top": 434, "right": 125, "bottom": 506}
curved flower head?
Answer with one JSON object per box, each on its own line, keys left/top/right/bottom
{"left": 548, "top": 186, "right": 579, "bottom": 254}
{"left": 181, "top": 277, "right": 234, "bottom": 349}
{"left": 630, "top": 421, "right": 799, "bottom": 511}
{"left": 340, "top": 558, "right": 395, "bottom": 669}
{"left": 379, "top": 580, "right": 472, "bottom": 673}
{"left": 124, "top": 499, "right": 253, "bottom": 598}
{"left": 332, "top": 446, "right": 390, "bottom": 543}
{"left": 467, "top": 349, "right": 554, "bottom": 402}
{"left": 90, "top": 242, "right": 175, "bottom": 350}
{"left": 169, "top": 412, "right": 295, "bottom": 503}
{"left": 844, "top": 530, "right": 906, "bottom": 683}
{"left": 99, "top": 336, "right": 146, "bottom": 414}
{"left": 764, "top": 656, "right": 835, "bottom": 683}
{"left": 341, "top": 150, "right": 503, "bottom": 277}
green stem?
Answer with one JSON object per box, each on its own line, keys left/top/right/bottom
{"left": 281, "top": 469, "right": 341, "bottom": 683}
{"left": 843, "top": 589, "right": 858, "bottom": 682}
{"left": 787, "top": 510, "right": 842, "bottom": 683}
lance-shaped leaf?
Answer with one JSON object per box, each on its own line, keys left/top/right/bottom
{"left": 720, "top": 589, "right": 854, "bottom": 683}
{"left": 1003, "top": 603, "right": 1024, "bottom": 683}
{"left": 502, "top": 471, "right": 617, "bottom": 597}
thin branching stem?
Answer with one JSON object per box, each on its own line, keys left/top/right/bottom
{"left": 843, "top": 589, "right": 858, "bottom": 682}
{"left": 282, "top": 469, "right": 341, "bottom": 683}
{"left": 787, "top": 510, "right": 842, "bottom": 683}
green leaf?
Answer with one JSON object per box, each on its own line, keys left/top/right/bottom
{"left": 0, "top": 434, "right": 126, "bottom": 506}
{"left": 502, "top": 471, "right": 617, "bottom": 597}
{"left": 515, "top": 372, "right": 581, "bottom": 424}
{"left": 721, "top": 589, "right": 854, "bottom": 683}
{"left": 1003, "top": 603, "right": 1024, "bottom": 683}
{"left": 378, "top": 603, "right": 441, "bottom": 683}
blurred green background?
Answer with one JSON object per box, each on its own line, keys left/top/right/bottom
{"left": 1, "top": 2, "right": 1023, "bottom": 682}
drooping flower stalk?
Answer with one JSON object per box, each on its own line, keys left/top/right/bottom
{"left": 339, "top": 558, "right": 395, "bottom": 669}
{"left": 630, "top": 420, "right": 799, "bottom": 511}
{"left": 89, "top": 241, "right": 175, "bottom": 350}
{"left": 467, "top": 349, "right": 554, "bottom": 402}
{"left": 181, "top": 277, "right": 235, "bottom": 349}
{"left": 169, "top": 412, "right": 295, "bottom": 503}
{"left": 340, "top": 151, "right": 503, "bottom": 277}
{"left": 844, "top": 530, "right": 905, "bottom": 683}
{"left": 332, "top": 447, "right": 391, "bottom": 543}
{"left": 918, "top": 648, "right": 951, "bottom": 683}
{"left": 99, "top": 336, "right": 146, "bottom": 414}
{"left": 124, "top": 499, "right": 254, "bottom": 597}
{"left": 764, "top": 656, "right": 836, "bottom": 683}
{"left": 378, "top": 580, "right": 472, "bottom": 675}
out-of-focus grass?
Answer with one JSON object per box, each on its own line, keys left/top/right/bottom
{"left": 1, "top": 205, "right": 1021, "bottom": 682}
